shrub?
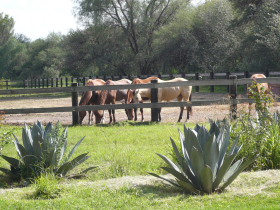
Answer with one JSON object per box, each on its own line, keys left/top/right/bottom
{"left": 32, "top": 173, "right": 62, "bottom": 199}
{"left": 150, "top": 122, "right": 255, "bottom": 194}
{"left": 233, "top": 111, "right": 280, "bottom": 170}
{"left": 0, "top": 121, "right": 96, "bottom": 182}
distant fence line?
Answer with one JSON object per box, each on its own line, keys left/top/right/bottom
{"left": 0, "top": 77, "right": 280, "bottom": 125}
{"left": 1, "top": 71, "right": 280, "bottom": 91}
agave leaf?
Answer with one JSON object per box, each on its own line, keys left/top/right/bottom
{"left": 0, "top": 167, "right": 14, "bottom": 176}
{"left": 57, "top": 153, "right": 89, "bottom": 176}
{"left": 1, "top": 155, "right": 20, "bottom": 168}
{"left": 176, "top": 179, "right": 201, "bottom": 194}
{"left": 190, "top": 147, "right": 204, "bottom": 185}
{"left": 212, "top": 153, "right": 237, "bottom": 190}
{"left": 194, "top": 124, "right": 202, "bottom": 132}
{"left": 204, "top": 134, "right": 219, "bottom": 177}
{"left": 184, "top": 126, "right": 202, "bottom": 155}
{"left": 197, "top": 126, "right": 210, "bottom": 152}
{"left": 45, "top": 148, "right": 56, "bottom": 168}
{"left": 161, "top": 167, "right": 192, "bottom": 185}
{"left": 217, "top": 131, "right": 230, "bottom": 168}
{"left": 79, "top": 166, "right": 97, "bottom": 175}
{"left": 200, "top": 165, "right": 213, "bottom": 194}
{"left": 157, "top": 153, "right": 181, "bottom": 172}
{"left": 178, "top": 129, "right": 188, "bottom": 160}
{"left": 148, "top": 172, "right": 181, "bottom": 188}
{"left": 22, "top": 125, "right": 33, "bottom": 153}
{"left": 209, "top": 121, "right": 220, "bottom": 137}
{"left": 220, "top": 157, "right": 256, "bottom": 191}
{"left": 223, "top": 159, "right": 242, "bottom": 182}
{"left": 170, "top": 138, "right": 194, "bottom": 177}
{"left": 32, "top": 134, "right": 43, "bottom": 160}
{"left": 66, "top": 137, "right": 85, "bottom": 162}
{"left": 13, "top": 141, "right": 28, "bottom": 160}
{"left": 58, "top": 139, "right": 68, "bottom": 164}
{"left": 228, "top": 137, "right": 239, "bottom": 156}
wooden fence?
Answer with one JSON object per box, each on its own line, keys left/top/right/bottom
{"left": 0, "top": 77, "right": 280, "bottom": 125}
{"left": 2, "top": 71, "right": 280, "bottom": 92}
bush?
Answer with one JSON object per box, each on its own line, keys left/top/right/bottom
{"left": 32, "top": 173, "right": 62, "bottom": 199}
{"left": 150, "top": 122, "right": 255, "bottom": 194}
{"left": 0, "top": 121, "right": 96, "bottom": 182}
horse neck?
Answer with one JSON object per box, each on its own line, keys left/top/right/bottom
{"left": 79, "top": 91, "right": 92, "bottom": 105}
{"left": 97, "top": 90, "right": 108, "bottom": 105}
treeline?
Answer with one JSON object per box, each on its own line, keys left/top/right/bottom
{"left": 0, "top": 0, "right": 279, "bottom": 80}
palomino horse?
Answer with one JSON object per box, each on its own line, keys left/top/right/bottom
{"left": 79, "top": 79, "right": 105, "bottom": 124}
{"left": 132, "top": 78, "right": 192, "bottom": 122}
{"left": 94, "top": 79, "right": 132, "bottom": 124}
{"left": 127, "top": 76, "right": 160, "bottom": 121}
{"left": 247, "top": 74, "right": 271, "bottom": 114}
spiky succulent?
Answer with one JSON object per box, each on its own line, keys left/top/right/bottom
{"left": 149, "top": 122, "right": 256, "bottom": 194}
{"left": 0, "top": 121, "right": 96, "bottom": 181}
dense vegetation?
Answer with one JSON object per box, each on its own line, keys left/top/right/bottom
{"left": 1, "top": 0, "right": 279, "bottom": 80}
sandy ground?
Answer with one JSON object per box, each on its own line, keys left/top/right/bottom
{"left": 0, "top": 92, "right": 278, "bottom": 126}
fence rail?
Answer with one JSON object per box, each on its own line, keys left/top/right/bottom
{"left": 2, "top": 71, "right": 280, "bottom": 90}
{"left": 0, "top": 77, "right": 280, "bottom": 125}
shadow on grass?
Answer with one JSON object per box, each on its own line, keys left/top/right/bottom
{"left": 129, "top": 182, "right": 192, "bottom": 199}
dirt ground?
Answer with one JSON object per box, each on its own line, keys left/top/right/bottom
{"left": 0, "top": 92, "right": 278, "bottom": 126}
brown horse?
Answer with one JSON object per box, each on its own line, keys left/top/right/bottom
{"left": 247, "top": 74, "right": 271, "bottom": 113}
{"left": 127, "top": 76, "right": 160, "bottom": 121}
{"left": 79, "top": 79, "right": 105, "bottom": 124}
{"left": 132, "top": 78, "right": 192, "bottom": 122}
{"left": 94, "top": 79, "right": 132, "bottom": 124}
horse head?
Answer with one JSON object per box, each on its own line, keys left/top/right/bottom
{"left": 133, "top": 89, "right": 143, "bottom": 103}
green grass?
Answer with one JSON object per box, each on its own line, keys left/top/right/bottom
{"left": 0, "top": 123, "right": 280, "bottom": 209}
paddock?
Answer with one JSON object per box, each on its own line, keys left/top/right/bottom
{"left": 0, "top": 77, "right": 279, "bottom": 125}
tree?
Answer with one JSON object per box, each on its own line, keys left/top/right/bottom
{"left": 0, "top": 13, "right": 14, "bottom": 46}
{"left": 230, "top": 0, "right": 280, "bottom": 72}
{"left": 74, "top": 0, "right": 186, "bottom": 75}
{"left": 155, "top": 0, "right": 238, "bottom": 73}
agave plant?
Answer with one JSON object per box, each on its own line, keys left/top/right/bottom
{"left": 0, "top": 121, "right": 96, "bottom": 180}
{"left": 149, "top": 122, "right": 256, "bottom": 194}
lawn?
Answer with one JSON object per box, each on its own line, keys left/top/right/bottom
{"left": 0, "top": 122, "right": 279, "bottom": 209}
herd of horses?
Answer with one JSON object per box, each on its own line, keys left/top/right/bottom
{"left": 78, "top": 74, "right": 271, "bottom": 125}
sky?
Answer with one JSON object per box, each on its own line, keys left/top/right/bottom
{"left": 2, "top": 0, "right": 204, "bottom": 41}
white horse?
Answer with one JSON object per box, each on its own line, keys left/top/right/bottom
{"left": 132, "top": 78, "right": 192, "bottom": 122}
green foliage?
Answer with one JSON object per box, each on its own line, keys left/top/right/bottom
{"left": 150, "top": 122, "right": 255, "bottom": 194}
{"left": 232, "top": 111, "right": 280, "bottom": 170}
{"left": 0, "top": 121, "right": 96, "bottom": 181}
{"left": 31, "top": 173, "right": 62, "bottom": 199}
{"left": 232, "top": 82, "right": 280, "bottom": 170}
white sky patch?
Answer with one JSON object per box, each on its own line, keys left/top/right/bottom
{"left": 2, "top": 0, "right": 79, "bottom": 40}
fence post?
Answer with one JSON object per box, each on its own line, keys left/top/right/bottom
{"left": 229, "top": 75, "right": 237, "bottom": 120}
{"left": 226, "top": 72, "right": 231, "bottom": 92}
{"left": 195, "top": 73, "right": 202, "bottom": 92}
{"left": 71, "top": 83, "right": 79, "bottom": 126}
{"left": 210, "top": 71, "right": 215, "bottom": 92}
{"left": 151, "top": 79, "right": 160, "bottom": 122}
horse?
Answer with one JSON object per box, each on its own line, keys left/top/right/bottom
{"left": 94, "top": 79, "right": 132, "bottom": 124}
{"left": 247, "top": 74, "right": 271, "bottom": 114}
{"left": 127, "top": 76, "right": 160, "bottom": 121}
{"left": 79, "top": 79, "right": 106, "bottom": 124}
{"left": 131, "top": 78, "right": 192, "bottom": 122}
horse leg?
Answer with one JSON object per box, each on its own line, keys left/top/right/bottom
{"left": 88, "top": 111, "right": 92, "bottom": 125}
{"left": 134, "top": 108, "right": 138, "bottom": 121}
{"left": 158, "top": 108, "right": 162, "bottom": 122}
{"left": 112, "top": 109, "right": 116, "bottom": 123}
{"left": 178, "top": 107, "right": 184, "bottom": 122}
{"left": 108, "top": 110, "right": 113, "bottom": 124}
